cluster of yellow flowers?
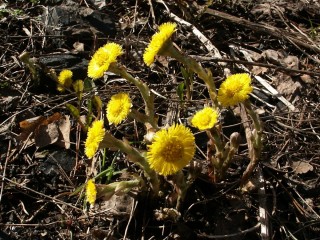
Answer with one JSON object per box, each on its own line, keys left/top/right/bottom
{"left": 79, "top": 22, "right": 257, "bottom": 203}
{"left": 80, "top": 22, "right": 253, "bottom": 175}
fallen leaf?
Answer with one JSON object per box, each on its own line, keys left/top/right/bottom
{"left": 251, "top": 65, "right": 269, "bottom": 75}
{"left": 291, "top": 161, "right": 314, "bottom": 174}
{"left": 56, "top": 115, "right": 71, "bottom": 149}
{"left": 300, "top": 74, "right": 314, "bottom": 84}
{"left": 283, "top": 55, "right": 299, "bottom": 72}
{"left": 35, "top": 123, "right": 59, "bottom": 148}
{"left": 261, "top": 49, "right": 284, "bottom": 65}
{"left": 18, "top": 113, "right": 62, "bottom": 148}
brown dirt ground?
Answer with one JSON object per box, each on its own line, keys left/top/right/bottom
{"left": 0, "top": 0, "right": 320, "bottom": 239}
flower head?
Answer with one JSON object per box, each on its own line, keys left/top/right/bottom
{"left": 217, "top": 73, "right": 253, "bottom": 107}
{"left": 57, "top": 69, "right": 73, "bottom": 92}
{"left": 88, "top": 43, "right": 123, "bottom": 79}
{"left": 143, "top": 22, "right": 177, "bottom": 66}
{"left": 191, "top": 107, "right": 218, "bottom": 130}
{"left": 147, "top": 124, "right": 196, "bottom": 176}
{"left": 85, "top": 120, "right": 105, "bottom": 158}
{"left": 86, "top": 179, "right": 97, "bottom": 206}
{"left": 106, "top": 93, "right": 132, "bottom": 126}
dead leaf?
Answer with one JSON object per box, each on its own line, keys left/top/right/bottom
{"left": 300, "top": 74, "right": 314, "bottom": 84}
{"left": 261, "top": 49, "right": 284, "bottom": 65}
{"left": 274, "top": 73, "right": 301, "bottom": 97}
{"left": 56, "top": 115, "right": 71, "bottom": 149}
{"left": 283, "top": 55, "right": 299, "bottom": 71}
{"left": 73, "top": 41, "right": 84, "bottom": 52}
{"left": 35, "top": 123, "right": 59, "bottom": 148}
{"left": 18, "top": 113, "right": 62, "bottom": 148}
{"left": 251, "top": 65, "right": 269, "bottom": 75}
{"left": 291, "top": 161, "right": 314, "bottom": 174}
{"left": 19, "top": 116, "right": 46, "bottom": 140}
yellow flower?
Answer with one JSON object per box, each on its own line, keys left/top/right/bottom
{"left": 86, "top": 179, "right": 97, "bottom": 206}
{"left": 57, "top": 69, "right": 73, "bottom": 92}
{"left": 85, "top": 120, "right": 105, "bottom": 158}
{"left": 217, "top": 73, "right": 253, "bottom": 107}
{"left": 147, "top": 124, "right": 196, "bottom": 176}
{"left": 191, "top": 107, "right": 218, "bottom": 130}
{"left": 106, "top": 93, "right": 132, "bottom": 126}
{"left": 143, "top": 22, "right": 177, "bottom": 66}
{"left": 88, "top": 43, "right": 123, "bottom": 79}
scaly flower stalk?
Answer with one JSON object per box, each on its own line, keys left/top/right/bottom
{"left": 157, "top": 41, "right": 219, "bottom": 107}
{"left": 241, "top": 100, "right": 263, "bottom": 185}
{"left": 99, "top": 131, "right": 159, "bottom": 193}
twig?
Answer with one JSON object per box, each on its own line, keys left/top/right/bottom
{"left": 190, "top": 55, "right": 320, "bottom": 77}
{"left": 257, "top": 167, "right": 271, "bottom": 240}
{"left": 1, "top": 176, "right": 82, "bottom": 212}
{"left": 204, "top": 8, "right": 320, "bottom": 56}
{"left": 197, "top": 222, "right": 261, "bottom": 239}
{"left": 0, "top": 140, "right": 11, "bottom": 203}
{"left": 229, "top": 45, "right": 296, "bottom": 111}
{"left": 156, "top": 0, "right": 226, "bottom": 65}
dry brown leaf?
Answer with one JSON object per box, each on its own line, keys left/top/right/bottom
{"left": 261, "top": 49, "right": 284, "bottom": 65}
{"left": 251, "top": 65, "right": 269, "bottom": 75}
{"left": 18, "top": 113, "right": 62, "bottom": 148}
{"left": 73, "top": 41, "right": 84, "bottom": 52}
{"left": 300, "top": 74, "right": 314, "bottom": 84}
{"left": 35, "top": 122, "right": 59, "bottom": 148}
{"left": 291, "top": 161, "right": 314, "bottom": 174}
{"left": 283, "top": 55, "right": 299, "bottom": 71}
{"left": 56, "top": 115, "right": 71, "bottom": 149}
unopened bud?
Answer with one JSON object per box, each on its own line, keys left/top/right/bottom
{"left": 230, "top": 132, "right": 240, "bottom": 149}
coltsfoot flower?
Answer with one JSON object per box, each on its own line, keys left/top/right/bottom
{"left": 143, "top": 22, "right": 177, "bottom": 66}
{"left": 85, "top": 120, "right": 105, "bottom": 158}
{"left": 88, "top": 43, "right": 123, "bottom": 79}
{"left": 217, "top": 73, "right": 253, "bottom": 107}
{"left": 106, "top": 93, "right": 132, "bottom": 126}
{"left": 191, "top": 107, "right": 218, "bottom": 130}
{"left": 57, "top": 69, "right": 73, "bottom": 92}
{"left": 147, "top": 124, "right": 196, "bottom": 176}
{"left": 86, "top": 179, "right": 97, "bottom": 206}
